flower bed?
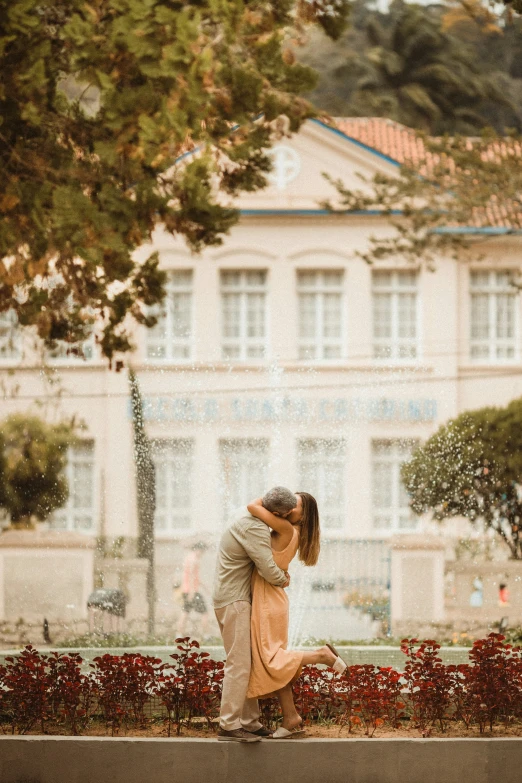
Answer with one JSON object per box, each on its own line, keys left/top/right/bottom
{"left": 1, "top": 634, "right": 521, "bottom": 739}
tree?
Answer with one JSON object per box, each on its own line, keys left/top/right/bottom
{"left": 0, "top": 1, "right": 348, "bottom": 361}
{"left": 0, "top": 414, "right": 77, "bottom": 529}
{"left": 326, "top": 127, "right": 522, "bottom": 270}
{"left": 401, "top": 399, "right": 522, "bottom": 559}
{"left": 299, "top": 0, "right": 522, "bottom": 132}
{"left": 347, "top": 1, "right": 513, "bottom": 134}
{"left": 440, "top": 0, "right": 522, "bottom": 130}
{"left": 129, "top": 369, "right": 156, "bottom": 635}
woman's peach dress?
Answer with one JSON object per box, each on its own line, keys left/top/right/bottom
{"left": 247, "top": 528, "right": 303, "bottom": 699}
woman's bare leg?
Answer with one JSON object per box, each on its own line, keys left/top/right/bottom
{"left": 274, "top": 647, "right": 339, "bottom": 732}
{"left": 275, "top": 647, "right": 342, "bottom": 732}
{"left": 276, "top": 683, "right": 302, "bottom": 731}
{"left": 300, "top": 645, "right": 337, "bottom": 667}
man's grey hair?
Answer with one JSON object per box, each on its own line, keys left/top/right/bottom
{"left": 262, "top": 486, "right": 297, "bottom": 515}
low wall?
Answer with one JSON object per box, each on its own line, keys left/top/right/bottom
{"left": 447, "top": 560, "right": 522, "bottom": 626}
{"left": 0, "top": 645, "right": 474, "bottom": 670}
{"left": 0, "top": 531, "right": 95, "bottom": 623}
{"left": 0, "top": 736, "right": 520, "bottom": 783}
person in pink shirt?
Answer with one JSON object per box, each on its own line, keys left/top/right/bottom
{"left": 498, "top": 583, "right": 510, "bottom": 606}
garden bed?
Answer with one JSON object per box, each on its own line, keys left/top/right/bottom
{"left": 2, "top": 634, "right": 522, "bottom": 739}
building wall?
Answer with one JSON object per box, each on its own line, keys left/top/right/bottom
{"left": 1, "top": 123, "right": 522, "bottom": 629}
{"left": 2, "top": 219, "right": 522, "bottom": 549}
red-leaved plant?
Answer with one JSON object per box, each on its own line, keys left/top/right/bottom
{"left": 342, "top": 664, "right": 404, "bottom": 737}
{"left": 466, "top": 633, "right": 522, "bottom": 733}
{"left": 2, "top": 646, "right": 51, "bottom": 734}
{"left": 294, "top": 666, "right": 335, "bottom": 726}
{"left": 180, "top": 639, "right": 224, "bottom": 729}
{"left": 156, "top": 637, "right": 223, "bottom": 736}
{"left": 400, "top": 639, "right": 455, "bottom": 736}
{"left": 90, "top": 653, "right": 129, "bottom": 735}
{"left": 47, "top": 651, "right": 95, "bottom": 735}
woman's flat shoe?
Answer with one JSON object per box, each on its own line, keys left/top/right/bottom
{"left": 272, "top": 726, "right": 306, "bottom": 739}
{"left": 326, "top": 643, "right": 347, "bottom": 674}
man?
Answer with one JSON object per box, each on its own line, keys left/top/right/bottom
{"left": 212, "top": 486, "right": 299, "bottom": 742}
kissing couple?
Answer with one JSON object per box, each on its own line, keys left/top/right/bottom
{"left": 212, "top": 486, "right": 347, "bottom": 742}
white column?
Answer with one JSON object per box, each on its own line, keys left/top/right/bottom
{"left": 192, "top": 430, "right": 222, "bottom": 536}
{"left": 271, "top": 239, "right": 296, "bottom": 361}
{"left": 195, "top": 258, "right": 221, "bottom": 363}
{"left": 391, "top": 535, "right": 446, "bottom": 632}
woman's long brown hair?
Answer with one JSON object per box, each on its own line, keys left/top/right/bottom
{"left": 296, "top": 491, "right": 320, "bottom": 566}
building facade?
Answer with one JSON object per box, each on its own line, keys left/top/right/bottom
{"left": 1, "top": 118, "right": 521, "bottom": 635}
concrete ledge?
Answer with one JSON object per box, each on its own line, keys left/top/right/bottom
{"left": 0, "top": 736, "right": 521, "bottom": 783}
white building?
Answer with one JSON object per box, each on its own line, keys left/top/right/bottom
{"left": 1, "top": 118, "right": 521, "bottom": 635}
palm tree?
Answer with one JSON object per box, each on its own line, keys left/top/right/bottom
{"left": 349, "top": 1, "right": 514, "bottom": 133}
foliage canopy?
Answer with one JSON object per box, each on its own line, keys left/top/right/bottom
{"left": 402, "top": 398, "right": 522, "bottom": 559}
{"left": 0, "top": 414, "right": 77, "bottom": 527}
{"left": 300, "top": 0, "right": 522, "bottom": 134}
{"left": 347, "top": 3, "right": 510, "bottom": 133}
{"left": 0, "top": 0, "right": 347, "bottom": 361}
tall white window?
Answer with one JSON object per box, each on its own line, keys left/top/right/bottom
{"left": 373, "top": 271, "right": 418, "bottom": 360}
{"left": 372, "top": 440, "right": 417, "bottom": 532}
{"left": 221, "top": 271, "right": 267, "bottom": 360}
{"left": 298, "top": 439, "right": 346, "bottom": 529}
{"left": 220, "top": 439, "right": 269, "bottom": 519}
{"left": 297, "top": 271, "right": 343, "bottom": 360}
{"left": 0, "top": 310, "right": 21, "bottom": 360}
{"left": 470, "top": 271, "right": 517, "bottom": 362}
{"left": 152, "top": 439, "right": 194, "bottom": 532}
{"left": 51, "top": 442, "right": 96, "bottom": 532}
{"left": 147, "top": 271, "right": 193, "bottom": 361}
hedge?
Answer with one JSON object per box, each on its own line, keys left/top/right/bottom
{"left": 1, "top": 634, "right": 521, "bottom": 738}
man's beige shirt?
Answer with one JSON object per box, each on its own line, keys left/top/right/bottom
{"left": 212, "top": 507, "right": 287, "bottom": 610}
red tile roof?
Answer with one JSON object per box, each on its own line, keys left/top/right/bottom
{"left": 335, "top": 117, "right": 428, "bottom": 166}
{"left": 332, "top": 117, "right": 522, "bottom": 230}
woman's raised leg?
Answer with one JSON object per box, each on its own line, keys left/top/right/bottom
{"left": 300, "top": 645, "right": 337, "bottom": 667}
{"left": 274, "top": 647, "right": 344, "bottom": 734}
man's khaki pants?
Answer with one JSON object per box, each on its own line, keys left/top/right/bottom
{"left": 214, "top": 600, "right": 262, "bottom": 732}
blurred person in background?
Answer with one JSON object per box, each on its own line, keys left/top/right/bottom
{"left": 498, "top": 582, "right": 510, "bottom": 607}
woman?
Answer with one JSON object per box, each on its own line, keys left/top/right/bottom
{"left": 246, "top": 492, "right": 347, "bottom": 738}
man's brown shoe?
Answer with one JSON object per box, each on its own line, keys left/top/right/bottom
{"left": 248, "top": 726, "right": 273, "bottom": 737}
{"left": 217, "top": 728, "right": 262, "bottom": 742}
